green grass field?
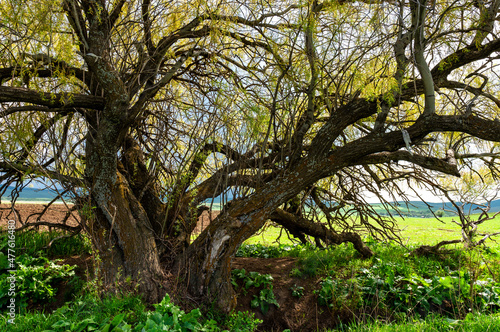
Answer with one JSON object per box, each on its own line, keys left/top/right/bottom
{"left": 396, "top": 214, "right": 500, "bottom": 246}
{"left": 244, "top": 214, "right": 500, "bottom": 249}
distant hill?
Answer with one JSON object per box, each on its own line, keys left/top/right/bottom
{"left": 371, "top": 200, "right": 500, "bottom": 218}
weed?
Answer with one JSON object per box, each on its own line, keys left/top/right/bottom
{"left": 224, "top": 311, "right": 262, "bottom": 332}
{"left": 294, "top": 244, "right": 359, "bottom": 277}
{"left": 231, "top": 268, "right": 279, "bottom": 314}
{"left": 236, "top": 243, "right": 296, "bottom": 258}
{"left": 316, "top": 277, "right": 362, "bottom": 310}
{"left": 333, "top": 312, "right": 500, "bottom": 331}
{"left": 0, "top": 230, "right": 91, "bottom": 258}
{"left": 290, "top": 284, "right": 304, "bottom": 298}
{"left": 289, "top": 268, "right": 303, "bottom": 278}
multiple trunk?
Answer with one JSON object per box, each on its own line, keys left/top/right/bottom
{"left": 52, "top": 0, "right": 500, "bottom": 314}
{"left": 84, "top": 133, "right": 376, "bottom": 311}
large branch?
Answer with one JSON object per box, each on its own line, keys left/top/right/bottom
{"left": 411, "top": 0, "right": 435, "bottom": 116}
{"left": 109, "top": 0, "right": 126, "bottom": 28}
{"left": 360, "top": 150, "right": 460, "bottom": 177}
{"left": 0, "top": 66, "right": 86, "bottom": 84}
{"left": 271, "top": 208, "right": 373, "bottom": 258}
{"left": 470, "top": 0, "right": 500, "bottom": 46}
{"left": 322, "top": 113, "right": 500, "bottom": 179}
{"left": 0, "top": 86, "right": 105, "bottom": 110}
{"left": 309, "top": 98, "right": 378, "bottom": 159}
{"left": 62, "top": 0, "right": 89, "bottom": 51}
{"left": 430, "top": 37, "right": 500, "bottom": 82}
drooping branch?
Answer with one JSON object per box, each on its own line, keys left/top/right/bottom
{"left": 440, "top": 79, "right": 500, "bottom": 109}
{"left": 129, "top": 50, "right": 194, "bottom": 120}
{"left": 169, "top": 141, "right": 259, "bottom": 204}
{"left": 288, "top": 1, "right": 320, "bottom": 166}
{"left": 0, "top": 161, "right": 81, "bottom": 186}
{"left": 15, "top": 221, "right": 81, "bottom": 233}
{"left": 141, "top": 0, "right": 155, "bottom": 56}
{"left": 374, "top": 0, "right": 412, "bottom": 132}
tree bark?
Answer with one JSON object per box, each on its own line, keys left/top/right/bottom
{"left": 83, "top": 107, "right": 165, "bottom": 303}
{"left": 85, "top": 171, "right": 165, "bottom": 303}
{"left": 177, "top": 205, "right": 270, "bottom": 312}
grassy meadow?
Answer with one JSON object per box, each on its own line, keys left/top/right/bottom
{"left": 245, "top": 213, "right": 500, "bottom": 248}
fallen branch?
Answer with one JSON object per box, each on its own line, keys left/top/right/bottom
{"left": 411, "top": 239, "right": 462, "bottom": 257}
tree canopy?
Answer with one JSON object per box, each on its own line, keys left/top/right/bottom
{"left": 1, "top": 0, "right": 500, "bottom": 310}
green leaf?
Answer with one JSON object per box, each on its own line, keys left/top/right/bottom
{"left": 250, "top": 298, "right": 260, "bottom": 308}
{"left": 51, "top": 320, "right": 72, "bottom": 328}
{"left": 109, "top": 313, "right": 126, "bottom": 328}
{"left": 260, "top": 301, "right": 270, "bottom": 315}
{"left": 438, "top": 276, "right": 455, "bottom": 289}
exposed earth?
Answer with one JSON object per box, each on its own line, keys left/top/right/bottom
{"left": 1, "top": 203, "right": 350, "bottom": 331}
{"left": 0, "top": 203, "right": 80, "bottom": 230}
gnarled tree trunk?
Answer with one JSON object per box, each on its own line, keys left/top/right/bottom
{"left": 177, "top": 203, "right": 271, "bottom": 312}
{"left": 85, "top": 171, "right": 165, "bottom": 303}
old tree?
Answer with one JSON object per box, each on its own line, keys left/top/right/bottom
{"left": 1, "top": 0, "right": 500, "bottom": 310}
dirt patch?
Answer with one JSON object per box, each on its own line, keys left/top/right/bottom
{"left": 232, "top": 257, "right": 346, "bottom": 331}
{"left": 1, "top": 203, "right": 214, "bottom": 232}
{"left": 26, "top": 253, "right": 349, "bottom": 330}
{"left": 0, "top": 203, "right": 80, "bottom": 230}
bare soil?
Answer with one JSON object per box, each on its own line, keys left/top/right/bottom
{"left": 232, "top": 257, "right": 348, "bottom": 331}
{"left": 1, "top": 204, "right": 346, "bottom": 331}
{"left": 0, "top": 203, "right": 80, "bottom": 230}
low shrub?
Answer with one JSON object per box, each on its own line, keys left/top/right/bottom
{"left": 0, "top": 254, "right": 79, "bottom": 311}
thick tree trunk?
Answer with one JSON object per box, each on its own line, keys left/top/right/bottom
{"left": 85, "top": 172, "right": 165, "bottom": 303}
{"left": 83, "top": 114, "right": 165, "bottom": 303}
